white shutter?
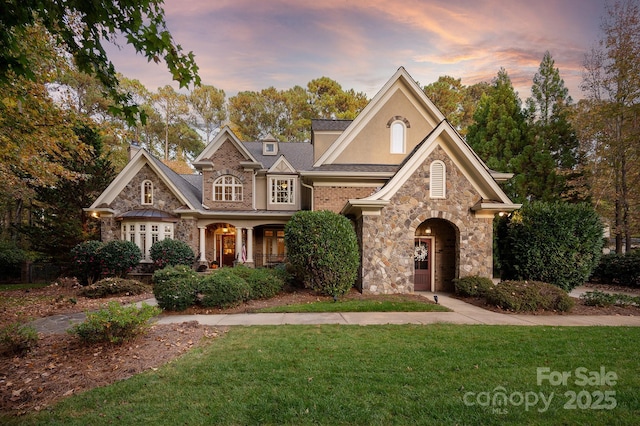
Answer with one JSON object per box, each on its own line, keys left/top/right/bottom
{"left": 430, "top": 161, "right": 446, "bottom": 198}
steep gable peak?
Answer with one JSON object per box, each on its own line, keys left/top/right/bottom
{"left": 313, "top": 67, "right": 446, "bottom": 167}
{"left": 193, "top": 126, "right": 259, "bottom": 170}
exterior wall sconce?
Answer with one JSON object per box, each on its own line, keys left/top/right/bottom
{"left": 425, "top": 227, "right": 432, "bottom": 235}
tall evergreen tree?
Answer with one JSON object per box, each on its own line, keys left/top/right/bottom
{"left": 523, "top": 51, "right": 585, "bottom": 202}
{"left": 467, "top": 69, "right": 529, "bottom": 201}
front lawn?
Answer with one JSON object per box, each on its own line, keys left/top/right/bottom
{"left": 7, "top": 325, "right": 639, "bottom": 425}
{"left": 256, "top": 297, "right": 450, "bottom": 313}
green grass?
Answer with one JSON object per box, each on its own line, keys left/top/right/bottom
{"left": 5, "top": 325, "right": 639, "bottom": 425}
{"left": 256, "top": 298, "right": 450, "bottom": 313}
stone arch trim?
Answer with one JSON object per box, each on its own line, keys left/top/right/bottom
{"left": 211, "top": 169, "right": 246, "bottom": 183}
{"left": 409, "top": 211, "right": 463, "bottom": 236}
{"left": 386, "top": 115, "right": 411, "bottom": 128}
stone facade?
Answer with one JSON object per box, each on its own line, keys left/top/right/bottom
{"left": 101, "top": 164, "right": 199, "bottom": 254}
{"left": 359, "top": 146, "right": 493, "bottom": 294}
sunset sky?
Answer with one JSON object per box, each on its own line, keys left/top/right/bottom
{"left": 106, "top": 0, "right": 608, "bottom": 101}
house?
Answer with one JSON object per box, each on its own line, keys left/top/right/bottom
{"left": 87, "top": 67, "right": 521, "bottom": 294}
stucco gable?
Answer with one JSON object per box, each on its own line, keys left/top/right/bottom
{"left": 314, "top": 67, "right": 445, "bottom": 167}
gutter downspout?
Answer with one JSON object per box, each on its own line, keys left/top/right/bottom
{"left": 301, "top": 180, "right": 314, "bottom": 211}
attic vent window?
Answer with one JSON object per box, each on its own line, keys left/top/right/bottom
{"left": 430, "top": 160, "right": 446, "bottom": 199}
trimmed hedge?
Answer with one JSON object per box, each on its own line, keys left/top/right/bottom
{"left": 453, "top": 276, "right": 495, "bottom": 297}
{"left": 484, "top": 280, "right": 574, "bottom": 312}
{"left": 152, "top": 265, "right": 199, "bottom": 311}
{"left": 70, "top": 240, "right": 104, "bottom": 285}
{"left": 99, "top": 240, "right": 142, "bottom": 277}
{"left": 199, "top": 269, "right": 250, "bottom": 309}
{"left": 590, "top": 250, "right": 640, "bottom": 288}
{"left": 150, "top": 239, "right": 195, "bottom": 269}
{"left": 498, "top": 202, "right": 603, "bottom": 291}
{"left": 285, "top": 210, "right": 359, "bottom": 299}
{"left": 231, "top": 265, "right": 284, "bottom": 300}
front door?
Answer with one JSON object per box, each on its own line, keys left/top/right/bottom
{"left": 414, "top": 237, "right": 432, "bottom": 291}
{"left": 221, "top": 235, "right": 236, "bottom": 266}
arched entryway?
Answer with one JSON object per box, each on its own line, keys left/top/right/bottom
{"left": 414, "top": 218, "right": 458, "bottom": 292}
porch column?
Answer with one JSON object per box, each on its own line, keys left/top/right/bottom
{"left": 246, "top": 227, "right": 254, "bottom": 263}
{"left": 198, "top": 227, "right": 206, "bottom": 262}
{"left": 235, "top": 227, "right": 243, "bottom": 262}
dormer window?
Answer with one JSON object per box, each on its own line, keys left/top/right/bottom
{"left": 141, "top": 180, "right": 153, "bottom": 205}
{"left": 262, "top": 134, "right": 278, "bottom": 155}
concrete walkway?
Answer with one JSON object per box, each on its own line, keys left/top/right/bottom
{"left": 155, "top": 292, "right": 640, "bottom": 327}
{"left": 29, "top": 287, "right": 640, "bottom": 334}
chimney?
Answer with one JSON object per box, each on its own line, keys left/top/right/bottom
{"left": 128, "top": 141, "right": 141, "bottom": 161}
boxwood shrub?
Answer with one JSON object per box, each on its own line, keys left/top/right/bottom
{"left": 199, "top": 269, "right": 250, "bottom": 309}
{"left": 484, "top": 280, "right": 574, "bottom": 312}
{"left": 453, "top": 276, "right": 495, "bottom": 297}
{"left": 152, "top": 265, "right": 199, "bottom": 311}
{"left": 150, "top": 239, "right": 195, "bottom": 269}
{"left": 498, "top": 202, "right": 603, "bottom": 291}
{"left": 231, "top": 265, "right": 284, "bottom": 300}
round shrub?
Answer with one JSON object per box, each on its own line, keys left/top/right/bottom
{"left": 231, "top": 265, "right": 284, "bottom": 300}
{"left": 99, "top": 240, "right": 142, "bottom": 277}
{"left": 150, "top": 238, "right": 195, "bottom": 269}
{"left": 484, "top": 280, "right": 574, "bottom": 312}
{"left": 498, "top": 202, "right": 603, "bottom": 291}
{"left": 78, "top": 277, "right": 151, "bottom": 298}
{"left": 454, "top": 276, "right": 495, "bottom": 297}
{"left": 285, "top": 210, "right": 359, "bottom": 299}
{"left": 199, "top": 269, "right": 250, "bottom": 309}
{"left": 70, "top": 240, "right": 104, "bottom": 285}
{"left": 152, "top": 265, "right": 199, "bottom": 311}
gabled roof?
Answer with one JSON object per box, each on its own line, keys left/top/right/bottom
{"left": 314, "top": 67, "right": 445, "bottom": 167}
{"left": 243, "top": 141, "right": 314, "bottom": 171}
{"left": 343, "top": 120, "right": 521, "bottom": 215}
{"left": 89, "top": 149, "right": 200, "bottom": 211}
{"left": 193, "top": 126, "right": 261, "bottom": 169}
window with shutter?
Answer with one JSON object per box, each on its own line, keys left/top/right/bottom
{"left": 430, "top": 161, "right": 446, "bottom": 198}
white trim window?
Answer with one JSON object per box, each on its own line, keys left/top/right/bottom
{"left": 141, "top": 180, "right": 153, "bottom": 205}
{"left": 122, "top": 222, "right": 174, "bottom": 260}
{"left": 270, "top": 177, "right": 295, "bottom": 204}
{"left": 213, "top": 175, "right": 243, "bottom": 201}
{"left": 390, "top": 121, "right": 406, "bottom": 154}
{"left": 430, "top": 160, "right": 446, "bottom": 198}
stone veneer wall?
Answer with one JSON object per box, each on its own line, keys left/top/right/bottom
{"left": 100, "top": 164, "right": 199, "bottom": 254}
{"left": 360, "top": 146, "right": 494, "bottom": 294}
{"left": 202, "top": 140, "right": 254, "bottom": 210}
{"left": 315, "top": 186, "right": 377, "bottom": 213}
